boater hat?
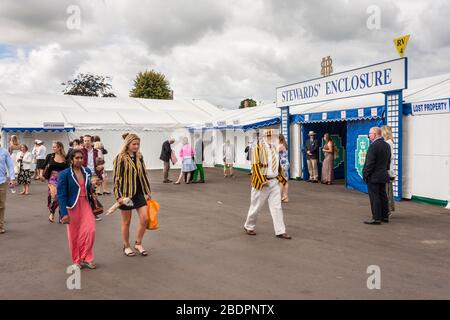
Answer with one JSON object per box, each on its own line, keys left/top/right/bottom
{"left": 308, "top": 131, "right": 316, "bottom": 136}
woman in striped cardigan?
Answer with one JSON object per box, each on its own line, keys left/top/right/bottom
{"left": 113, "top": 133, "right": 152, "bottom": 257}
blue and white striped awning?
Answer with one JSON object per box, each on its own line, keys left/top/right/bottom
{"left": 1, "top": 127, "right": 75, "bottom": 133}
{"left": 291, "top": 106, "right": 385, "bottom": 123}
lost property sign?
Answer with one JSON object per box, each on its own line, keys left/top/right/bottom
{"left": 411, "top": 99, "right": 450, "bottom": 116}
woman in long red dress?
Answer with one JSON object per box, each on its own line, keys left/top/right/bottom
{"left": 58, "top": 150, "right": 96, "bottom": 269}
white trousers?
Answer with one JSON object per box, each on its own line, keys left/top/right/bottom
{"left": 244, "top": 179, "right": 286, "bottom": 235}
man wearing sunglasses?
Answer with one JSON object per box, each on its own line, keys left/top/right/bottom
{"left": 363, "top": 127, "right": 391, "bottom": 225}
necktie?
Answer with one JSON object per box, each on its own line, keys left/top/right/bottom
{"left": 270, "top": 145, "right": 277, "bottom": 174}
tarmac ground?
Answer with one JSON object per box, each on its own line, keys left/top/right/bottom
{"left": 0, "top": 168, "right": 449, "bottom": 299}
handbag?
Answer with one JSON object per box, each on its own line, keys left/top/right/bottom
{"left": 43, "top": 165, "right": 51, "bottom": 180}
{"left": 146, "top": 199, "right": 160, "bottom": 230}
{"left": 89, "top": 193, "right": 104, "bottom": 216}
{"left": 42, "top": 154, "right": 53, "bottom": 180}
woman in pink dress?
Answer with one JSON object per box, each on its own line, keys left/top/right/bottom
{"left": 58, "top": 150, "right": 97, "bottom": 269}
{"left": 174, "top": 137, "right": 196, "bottom": 184}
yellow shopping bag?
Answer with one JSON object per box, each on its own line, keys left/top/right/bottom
{"left": 147, "top": 199, "right": 160, "bottom": 230}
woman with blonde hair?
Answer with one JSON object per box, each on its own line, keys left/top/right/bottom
{"left": 8, "top": 135, "right": 20, "bottom": 155}
{"left": 174, "top": 137, "right": 196, "bottom": 184}
{"left": 113, "top": 133, "right": 152, "bottom": 257}
{"left": 9, "top": 135, "right": 21, "bottom": 175}
{"left": 381, "top": 125, "right": 395, "bottom": 215}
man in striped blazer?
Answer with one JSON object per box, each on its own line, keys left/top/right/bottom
{"left": 243, "top": 129, "right": 292, "bottom": 239}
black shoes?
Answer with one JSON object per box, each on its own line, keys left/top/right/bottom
{"left": 364, "top": 219, "right": 381, "bottom": 225}
{"left": 163, "top": 179, "right": 173, "bottom": 183}
{"left": 381, "top": 218, "right": 389, "bottom": 223}
{"left": 276, "top": 233, "right": 292, "bottom": 240}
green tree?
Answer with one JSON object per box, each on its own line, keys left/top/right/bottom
{"left": 239, "top": 98, "right": 257, "bottom": 109}
{"left": 130, "top": 70, "right": 172, "bottom": 99}
{"left": 62, "top": 73, "right": 116, "bottom": 97}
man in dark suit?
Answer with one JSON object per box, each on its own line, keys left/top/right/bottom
{"left": 363, "top": 127, "right": 391, "bottom": 225}
{"left": 160, "top": 138, "right": 175, "bottom": 183}
{"left": 305, "top": 131, "right": 319, "bottom": 182}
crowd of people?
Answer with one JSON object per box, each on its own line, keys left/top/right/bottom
{"left": 0, "top": 124, "right": 396, "bottom": 268}
{"left": 159, "top": 134, "right": 206, "bottom": 184}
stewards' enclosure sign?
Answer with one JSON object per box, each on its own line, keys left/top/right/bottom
{"left": 277, "top": 58, "right": 407, "bottom": 107}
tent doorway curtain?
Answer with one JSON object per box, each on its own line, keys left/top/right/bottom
{"left": 301, "top": 121, "right": 347, "bottom": 183}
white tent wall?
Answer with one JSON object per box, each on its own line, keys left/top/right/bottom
{"left": 290, "top": 123, "right": 302, "bottom": 179}
{"left": 75, "top": 128, "right": 195, "bottom": 171}
{"left": 402, "top": 113, "right": 450, "bottom": 202}
{"left": 1, "top": 131, "right": 71, "bottom": 171}
{"left": 2, "top": 131, "right": 71, "bottom": 152}
{"left": 203, "top": 126, "right": 282, "bottom": 171}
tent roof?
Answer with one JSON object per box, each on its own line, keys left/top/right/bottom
{"left": 0, "top": 94, "right": 221, "bottom": 130}
{"left": 403, "top": 73, "right": 450, "bottom": 103}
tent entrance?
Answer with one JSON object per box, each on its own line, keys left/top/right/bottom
{"left": 302, "top": 121, "right": 347, "bottom": 182}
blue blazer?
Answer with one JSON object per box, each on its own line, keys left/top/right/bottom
{"left": 57, "top": 167, "right": 94, "bottom": 218}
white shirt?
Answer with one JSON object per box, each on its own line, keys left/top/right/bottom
{"left": 17, "top": 151, "right": 33, "bottom": 170}
{"left": 34, "top": 145, "right": 47, "bottom": 160}
{"left": 264, "top": 141, "right": 278, "bottom": 178}
{"left": 87, "top": 148, "right": 95, "bottom": 173}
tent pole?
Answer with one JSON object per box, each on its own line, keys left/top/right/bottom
{"left": 446, "top": 154, "right": 450, "bottom": 209}
{"left": 0, "top": 131, "right": 6, "bottom": 149}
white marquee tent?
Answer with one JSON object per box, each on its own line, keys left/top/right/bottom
{"left": 0, "top": 94, "right": 223, "bottom": 170}
{"left": 191, "top": 73, "right": 450, "bottom": 205}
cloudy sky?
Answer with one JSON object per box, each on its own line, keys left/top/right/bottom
{"left": 0, "top": 0, "right": 449, "bottom": 109}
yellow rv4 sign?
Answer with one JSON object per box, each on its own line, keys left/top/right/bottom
{"left": 393, "top": 35, "right": 410, "bottom": 58}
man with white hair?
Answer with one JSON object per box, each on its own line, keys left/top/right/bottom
{"left": 160, "top": 137, "right": 175, "bottom": 183}
{"left": 243, "top": 129, "right": 292, "bottom": 239}
{"left": 363, "top": 127, "right": 391, "bottom": 225}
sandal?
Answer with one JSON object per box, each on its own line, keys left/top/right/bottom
{"left": 81, "top": 261, "right": 97, "bottom": 269}
{"left": 123, "top": 246, "right": 136, "bottom": 257}
{"left": 48, "top": 213, "right": 54, "bottom": 223}
{"left": 134, "top": 241, "right": 148, "bottom": 256}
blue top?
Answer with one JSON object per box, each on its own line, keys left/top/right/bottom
{"left": 0, "top": 148, "right": 16, "bottom": 184}
{"left": 57, "top": 167, "right": 93, "bottom": 217}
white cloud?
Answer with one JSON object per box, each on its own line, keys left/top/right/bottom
{"left": 0, "top": 0, "right": 449, "bottom": 108}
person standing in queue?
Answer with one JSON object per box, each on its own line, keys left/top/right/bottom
{"left": 305, "top": 131, "right": 319, "bottom": 183}
{"left": 363, "top": 127, "right": 391, "bottom": 225}
{"left": 113, "top": 133, "right": 152, "bottom": 257}
{"left": 58, "top": 150, "right": 97, "bottom": 269}
{"left": 159, "top": 137, "right": 175, "bottom": 183}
